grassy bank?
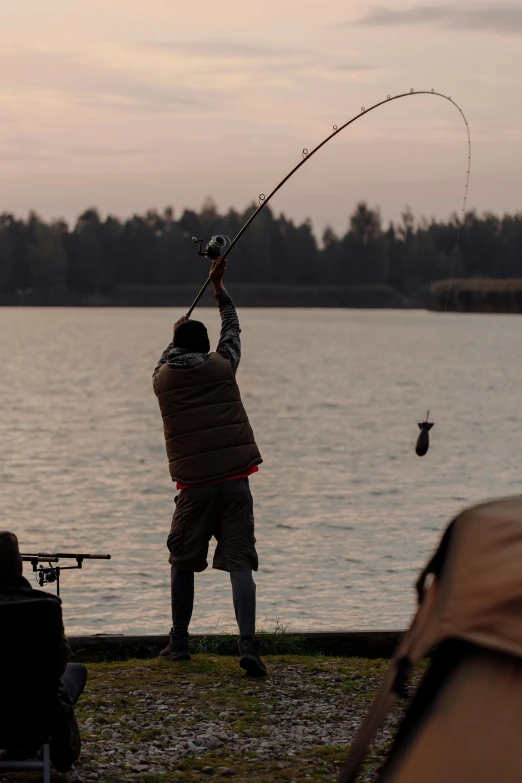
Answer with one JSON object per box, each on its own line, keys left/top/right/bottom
{"left": 49, "top": 654, "right": 421, "bottom": 783}
{"left": 69, "top": 630, "right": 402, "bottom": 663}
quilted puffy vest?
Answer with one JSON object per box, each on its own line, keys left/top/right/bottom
{"left": 154, "top": 353, "right": 262, "bottom": 485}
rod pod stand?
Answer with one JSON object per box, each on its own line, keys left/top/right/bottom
{"left": 21, "top": 552, "right": 111, "bottom": 598}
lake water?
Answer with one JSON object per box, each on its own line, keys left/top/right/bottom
{"left": 1, "top": 307, "right": 521, "bottom": 636}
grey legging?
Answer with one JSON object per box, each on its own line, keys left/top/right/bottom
{"left": 171, "top": 567, "right": 256, "bottom": 638}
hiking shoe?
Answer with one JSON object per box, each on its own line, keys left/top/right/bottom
{"left": 159, "top": 631, "right": 191, "bottom": 661}
{"left": 238, "top": 637, "right": 267, "bottom": 677}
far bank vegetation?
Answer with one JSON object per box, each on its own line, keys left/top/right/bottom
{"left": 431, "top": 279, "right": 522, "bottom": 313}
{"left": 2, "top": 201, "right": 522, "bottom": 307}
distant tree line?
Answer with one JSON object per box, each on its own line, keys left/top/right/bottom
{"left": 1, "top": 199, "right": 522, "bottom": 296}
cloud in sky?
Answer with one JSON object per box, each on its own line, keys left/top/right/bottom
{"left": 0, "top": 44, "right": 376, "bottom": 124}
{"left": 0, "top": 50, "right": 215, "bottom": 115}
{"left": 354, "top": 3, "right": 522, "bottom": 36}
{"left": 70, "top": 146, "right": 160, "bottom": 158}
{"left": 143, "top": 40, "right": 298, "bottom": 58}
{"left": 326, "top": 62, "right": 378, "bottom": 73}
{"left": 140, "top": 40, "right": 377, "bottom": 77}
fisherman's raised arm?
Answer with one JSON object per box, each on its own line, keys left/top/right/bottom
{"left": 210, "top": 258, "right": 241, "bottom": 375}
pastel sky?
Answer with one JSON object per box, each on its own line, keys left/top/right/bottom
{"left": 1, "top": 0, "right": 522, "bottom": 234}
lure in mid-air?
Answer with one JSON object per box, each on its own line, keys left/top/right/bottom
{"left": 416, "top": 413, "right": 435, "bottom": 457}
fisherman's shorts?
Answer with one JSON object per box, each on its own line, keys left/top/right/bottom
{"left": 167, "top": 478, "right": 258, "bottom": 573}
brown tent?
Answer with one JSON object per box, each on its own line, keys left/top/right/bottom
{"left": 338, "top": 496, "right": 522, "bottom": 783}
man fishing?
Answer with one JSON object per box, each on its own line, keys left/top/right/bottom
{"left": 153, "top": 257, "right": 266, "bottom": 676}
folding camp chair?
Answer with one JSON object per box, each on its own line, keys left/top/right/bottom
{"left": 0, "top": 744, "right": 51, "bottom": 783}
{"left": 0, "top": 596, "right": 65, "bottom": 782}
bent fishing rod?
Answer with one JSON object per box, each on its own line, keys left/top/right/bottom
{"left": 186, "top": 88, "right": 470, "bottom": 314}
{"left": 185, "top": 88, "right": 471, "bottom": 455}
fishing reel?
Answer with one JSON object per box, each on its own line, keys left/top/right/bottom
{"left": 192, "top": 234, "right": 231, "bottom": 260}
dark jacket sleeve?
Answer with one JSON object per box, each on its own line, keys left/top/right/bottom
{"left": 215, "top": 288, "right": 241, "bottom": 375}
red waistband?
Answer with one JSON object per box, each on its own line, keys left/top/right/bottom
{"left": 176, "top": 464, "right": 258, "bottom": 491}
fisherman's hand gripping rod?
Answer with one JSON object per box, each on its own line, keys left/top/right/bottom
{"left": 21, "top": 552, "right": 111, "bottom": 597}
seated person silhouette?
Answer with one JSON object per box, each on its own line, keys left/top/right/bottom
{"left": 0, "top": 531, "right": 88, "bottom": 772}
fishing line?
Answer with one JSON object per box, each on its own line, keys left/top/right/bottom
{"left": 415, "top": 96, "right": 471, "bottom": 455}
{"left": 185, "top": 88, "right": 472, "bottom": 454}
{"left": 444, "top": 99, "right": 471, "bottom": 312}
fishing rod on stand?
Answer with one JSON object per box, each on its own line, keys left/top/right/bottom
{"left": 21, "top": 552, "right": 112, "bottom": 598}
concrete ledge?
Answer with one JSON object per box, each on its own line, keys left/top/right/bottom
{"left": 69, "top": 631, "right": 403, "bottom": 662}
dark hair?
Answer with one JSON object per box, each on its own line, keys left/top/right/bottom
{"left": 0, "top": 531, "right": 22, "bottom": 575}
{"left": 173, "top": 320, "right": 210, "bottom": 353}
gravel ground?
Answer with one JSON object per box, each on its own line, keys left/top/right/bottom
{"left": 0, "top": 655, "right": 418, "bottom": 783}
